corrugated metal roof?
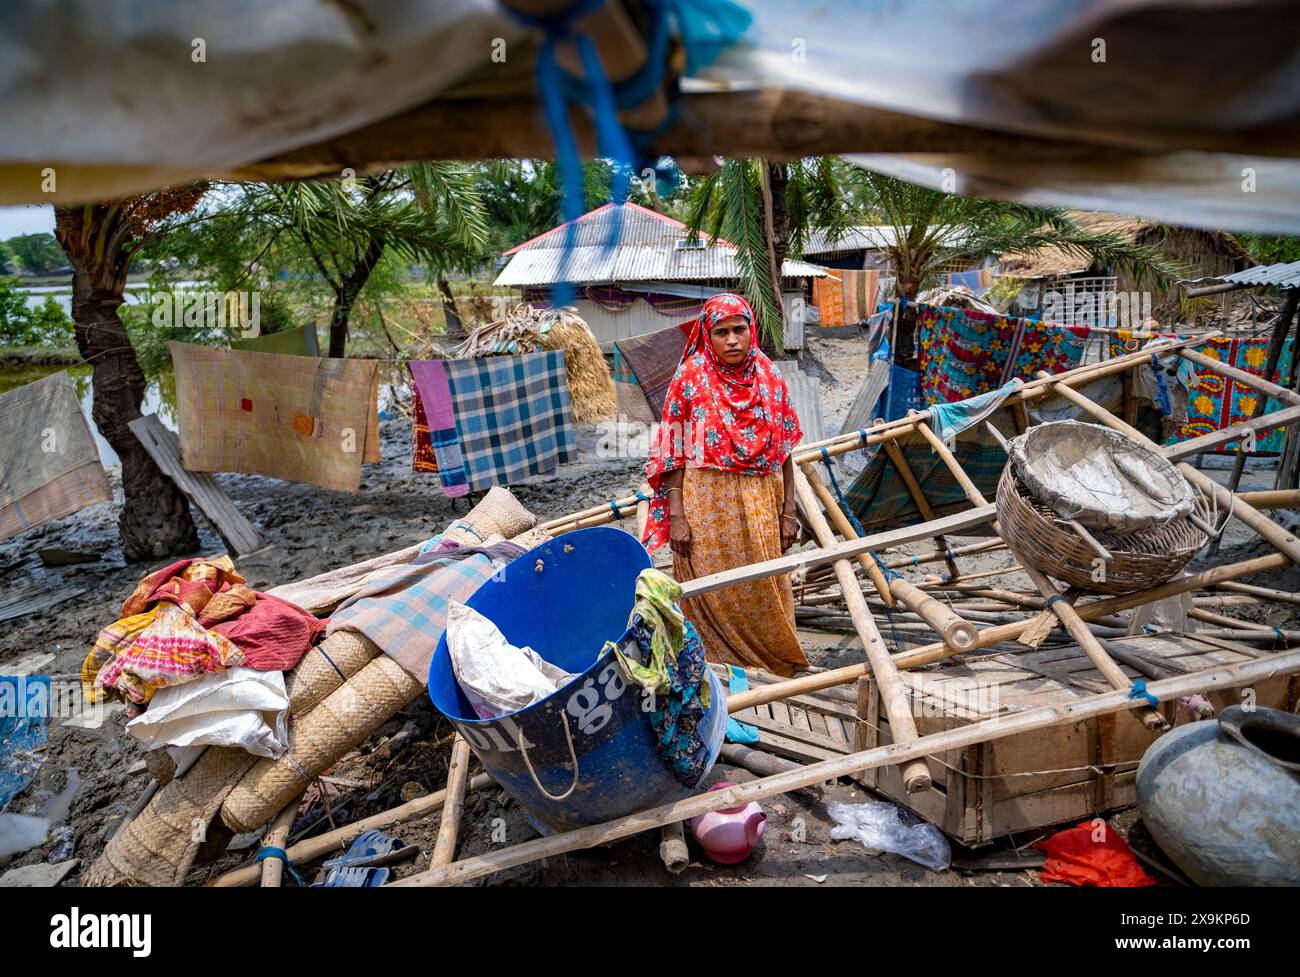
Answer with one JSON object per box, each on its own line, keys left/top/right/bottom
{"left": 1216, "top": 260, "right": 1300, "bottom": 289}
{"left": 495, "top": 203, "right": 826, "bottom": 286}
{"left": 800, "top": 224, "right": 967, "bottom": 258}
{"left": 802, "top": 225, "right": 901, "bottom": 256}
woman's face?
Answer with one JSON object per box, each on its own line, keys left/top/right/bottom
{"left": 709, "top": 314, "right": 751, "bottom": 365}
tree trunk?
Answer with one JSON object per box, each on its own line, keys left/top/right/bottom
{"left": 438, "top": 275, "right": 464, "bottom": 340}
{"left": 759, "top": 161, "right": 790, "bottom": 356}
{"left": 892, "top": 267, "right": 925, "bottom": 371}
{"left": 328, "top": 231, "right": 385, "bottom": 357}
{"left": 56, "top": 207, "right": 198, "bottom": 561}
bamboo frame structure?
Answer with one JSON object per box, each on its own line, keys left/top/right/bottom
{"left": 213, "top": 336, "right": 1300, "bottom": 889}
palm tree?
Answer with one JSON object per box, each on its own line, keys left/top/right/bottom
{"left": 685, "top": 158, "right": 855, "bottom": 348}
{"left": 54, "top": 188, "right": 209, "bottom": 559}
{"left": 837, "top": 168, "right": 1184, "bottom": 367}
{"left": 240, "top": 164, "right": 489, "bottom": 356}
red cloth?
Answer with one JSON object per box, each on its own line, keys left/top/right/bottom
{"left": 208, "top": 592, "right": 326, "bottom": 672}
{"left": 642, "top": 293, "right": 803, "bottom": 551}
{"left": 1035, "top": 820, "right": 1157, "bottom": 887}
{"left": 120, "top": 556, "right": 323, "bottom": 673}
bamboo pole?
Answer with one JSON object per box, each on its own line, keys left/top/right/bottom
{"left": 213, "top": 773, "right": 495, "bottom": 888}
{"left": 259, "top": 801, "right": 300, "bottom": 888}
{"left": 912, "top": 417, "right": 1166, "bottom": 729}
{"left": 658, "top": 821, "right": 690, "bottom": 875}
{"left": 547, "top": 339, "right": 1210, "bottom": 537}
{"left": 1238, "top": 489, "right": 1300, "bottom": 510}
{"left": 792, "top": 467, "right": 931, "bottom": 791}
{"left": 429, "top": 736, "right": 473, "bottom": 869}
{"left": 1216, "top": 579, "right": 1300, "bottom": 607}
{"left": 1188, "top": 607, "right": 1258, "bottom": 630}
{"left": 729, "top": 550, "right": 1289, "bottom": 712}
{"left": 799, "top": 461, "right": 896, "bottom": 608}
{"left": 881, "top": 436, "right": 962, "bottom": 580}
{"left": 390, "top": 650, "right": 1300, "bottom": 888}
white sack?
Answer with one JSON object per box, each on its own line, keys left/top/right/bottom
{"left": 446, "top": 602, "right": 576, "bottom": 720}
{"left": 125, "top": 667, "right": 289, "bottom": 758}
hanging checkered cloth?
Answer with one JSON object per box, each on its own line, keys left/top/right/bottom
{"left": 411, "top": 351, "right": 576, "bottom": 497}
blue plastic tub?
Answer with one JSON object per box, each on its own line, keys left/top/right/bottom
{"left": 427, "top": 526, "right": 725, "bottom": 834}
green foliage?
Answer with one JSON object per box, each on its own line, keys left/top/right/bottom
{"left": 0, "top": 276, "right": 74, "bottom": 345}
{"left": 686, "top": 158, "right": 854, "bottom": 346}
{"left": 1237, "top": 233, "right": 1300, "bottom": 266}
{"left": 4, "top": 232, "right": 65, "bottom": 275}
{"left": 837, "top": 168, "right": 1184, "bottom": 297}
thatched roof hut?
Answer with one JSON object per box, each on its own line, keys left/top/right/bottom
{"left": 999, "top": 212, "right": 1252, "bottom": 324}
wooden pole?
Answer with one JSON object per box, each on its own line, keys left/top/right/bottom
{"left": 911, "top": 417, "right": 1166, "bottom": 729}
{"left": 545, "top": 338, "right": 1211, "bottom": 537}
{"left": 212, "top": 773, "right": 494, "bottom": 888}
{"left": 429, "top": 736, "right": 473, "bottom": 869}
{"left": 799, "top": 461, "right": 896, "bottom": 608}
{"left": 259, "top": 800, "right": 301, "bottom": 888}
{"left": 389, "top": 650, "right": 1300, "bottom": 888}
{"left": 792, "top": 467, "right": 932, "bottom": 791}
{"left": 728, "top": 550, "right": 1287, "bottom": 712}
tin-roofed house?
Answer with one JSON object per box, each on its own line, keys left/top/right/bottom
{"left": 493, "top": 202, "right": 827, "bottom": 351}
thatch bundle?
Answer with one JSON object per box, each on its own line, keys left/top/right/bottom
{"left": 455, "top": 303, "right": 616, "bottom": 424}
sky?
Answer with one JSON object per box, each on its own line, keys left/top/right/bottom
{"left": 0, "top": 204, "right": 55, "bottom": 239}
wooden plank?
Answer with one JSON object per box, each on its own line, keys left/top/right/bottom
{"left": 129, "top": 414, "right": 262, "bottom": 556}
{"left": 736, "top": 710, "right": 850, "bottom": 755}
{"left": 0, "top": 583, "right": 87, "bottom": 623}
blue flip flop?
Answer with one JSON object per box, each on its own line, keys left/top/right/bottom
{"left": 321, "top": 828, "right": 419, "bottom": 871}
{"left": 314, "top": 865, "right": 391, "bottom": 887}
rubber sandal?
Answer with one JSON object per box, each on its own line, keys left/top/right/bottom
{"left": 321, "top": 828, "right": 419, "bottom": 870}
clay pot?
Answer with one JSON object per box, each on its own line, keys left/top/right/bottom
{"left": 1136, "top": 705, "right": 1300, "bottom": 886}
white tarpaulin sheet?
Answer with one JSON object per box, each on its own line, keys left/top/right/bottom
{"left": 3, "top": 0, "right": 1300, "bottom": 230}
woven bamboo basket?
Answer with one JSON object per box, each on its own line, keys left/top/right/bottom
{"left": 996, "top": 466, "right": 1207, "bottom": 595}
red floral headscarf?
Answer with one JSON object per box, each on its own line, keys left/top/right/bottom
{"left": 641, "top": 293, "right": 802, "bottom": 551}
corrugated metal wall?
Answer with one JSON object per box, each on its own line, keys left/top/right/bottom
{"left": 581, "top": 291, "right": 807, "bottom": 351}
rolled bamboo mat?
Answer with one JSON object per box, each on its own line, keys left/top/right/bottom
{"left": 220, "top": 653, "right": 423, "bottom": 834}
{"left": 285, "top": 630, "right": 380, "bottom": 716}
{"left": 84, "top": 631, "right": 380, "bottom": 885}
{"left": 84, "top": 746, "right": 258, "bottom": 887}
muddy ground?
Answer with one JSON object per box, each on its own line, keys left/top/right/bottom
{"left": 1, "top": 326, "right": 1293, "bottom": 888}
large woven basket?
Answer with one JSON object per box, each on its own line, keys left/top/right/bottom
{"left": 996, "top": 466, "right": 1207, "bottom": 595}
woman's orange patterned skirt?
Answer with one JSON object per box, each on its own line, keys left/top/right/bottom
{"left": 672, "top": 466, "right": 809, "bottom": 677}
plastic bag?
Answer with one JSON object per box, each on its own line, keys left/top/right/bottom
{"left": 125, "top": 666, "right": 290, "bottom": 758}
{"left": 827, "top": 800, "right": 951, "bottom": 871}
{"left": 446, "top": 602, "right": 577, "bottom": 719}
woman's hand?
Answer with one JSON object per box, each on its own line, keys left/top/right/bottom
{"left": 669, "top": 512, "right": 692, "bottom": 558}
{"left": 780, "top": 510, "right": 799, "bottom": 552}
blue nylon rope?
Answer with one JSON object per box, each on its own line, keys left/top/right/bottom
{"left": 256, "top": 846, "right": 305, "bottom": 886}
{"left": 1128, "top": 680, "right": 1160, "bottom": 708}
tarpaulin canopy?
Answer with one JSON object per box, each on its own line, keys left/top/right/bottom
{"left": 3, "top": 0, "right": 1300, "bottom": 231}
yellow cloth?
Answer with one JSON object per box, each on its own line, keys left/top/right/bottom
{"left": 672, "top": 467, "right": 809, "bottom": 677}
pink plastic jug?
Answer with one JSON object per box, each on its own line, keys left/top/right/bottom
{"left": 689, "top": 782, "right": 766, "bottom": 864}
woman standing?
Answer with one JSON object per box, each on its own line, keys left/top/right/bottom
{"left": 642, "top": 293, "right": 809, "bottom": 677}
